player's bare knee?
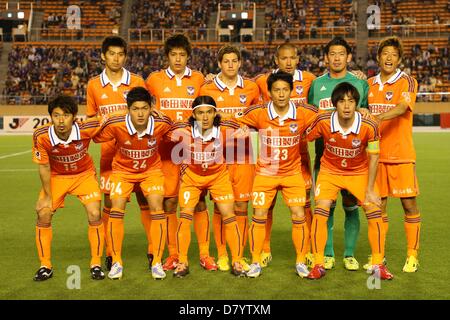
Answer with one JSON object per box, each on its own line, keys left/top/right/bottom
{"left": 164, "top": 196, "right": 178, "bottom": 212}
{"left": 401, "top": 197, "right": 418, "bottom": 215}
{"left": 234, "top": 201, "right": 248, "bottom": 212}
{"left": 37, "top": 208, "right": 53, "bottom": 223}
{"left": 362, "top": 204, "right": 380, "bottom": 214}
{"left": 289, "top": 206, "right": 305, "bottom": 219}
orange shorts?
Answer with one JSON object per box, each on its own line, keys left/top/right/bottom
{"left": 252, "top": 173, "right": 306, "bottom": 209}
{"left": 377, "top": 162, "right": 419, "bottom": 198}
{"left": 109, "top": 170, "right": 165, "bottom": 199}
{"left": 314, "top": 170, "right": 379, "bottom": 204}
{"left": 301, "top": 151, "right": 312, "bottom": 191}
{"left": 161, "top": 159, "right": 181, "bottom": 198}
{"left": 227, "top": 163, "right": 255, "bottom": 201}
{"left": 179, "top": 168, "right": 234, "bottom": 209}
{"left": 40, "top": 170, "right": 101, "bottom": 211}
{"left": 99, "top": 140, "right": 115, "bottom": 194}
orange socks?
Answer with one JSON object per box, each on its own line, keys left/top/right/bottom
{"left": 249, "top": 215, "right": 267, "bottom": 264}
{"left": 404, "top": 213, "right": 421, "bottom": 258}
{"left": 292, "top": 216, "right": 309, "bottom": 264}
{"left": 176, "top": 212, "right": 193, "bottom": 264}
{"left": 223, "top": 216, "right": 242, "bottom": 263}
{"left": 262, "top": 209, "right": 273, "bottom": 253}
{"left": 382, "top": 212, "right": 389, "bottom": 235}
{"left": 36, "top": 222, "right": 52, "bottom": 268}
{"left": 102, "top": 206, "right": 111, "bottom": 257}
{"left": 150, "top": 210, "right": 167, "bottom": 265}
{"left": 140, "top": 205, "right": 153, "bottom": 255}
{"left": 194, "top": 209, "right": 210, "bottom": 257}
{"left": 366, "top": 209, "right": 385, "bottom": 265}
{"left": 235, "top": 208, "right": 248, "bottom": 254}
{"left": 213, "top": 209, "right": 227, "bottom": 257}
{"left": 165, "top": 211, "right": 178, "bottom": 257}
{"left": 107, "top": 208, "right": 125, "bottom": 265}
{"left": 311, "top": 205, "right": 330, "bottom": 265}
{"left": 88, "top": 220, "right": 105, "bottom": 267}
{"left": 304, "top": 199, "right": 312, "bottom": 252}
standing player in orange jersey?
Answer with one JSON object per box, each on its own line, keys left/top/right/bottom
{"left": 305, "top": 82, "right": 393, "bottom": 280}
{"left": 145, "top": 34, "right": 215, "bottom": 272}
{"left": 86, "top": 36, "right": 153, "bottom": 272}
{"left": 254, "top": 42, "right": 316, "bottom": 268}
{"left": 94, "top": 87, "right": 172, "bottom": 280}
{"left": 367, "top": 36, "right": 421, "bottom": 273}
{"left": 166, "top": 96, "right": 246, "bottom": 278}
{"left": 32, "top": 95, "right": 104, "bottom": 281}
{"left": 200, "top": 45, "right": 260, "bottom": 272}
{"left": 233, "top": 71, "right": 317, "bottom": 278}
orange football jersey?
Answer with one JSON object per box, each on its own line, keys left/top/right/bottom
{"left": 255, "top": 69, "right": 316, "bottom": 106}
{"left": 86, "top": 68, "right": 146, "bottom": 118}
{"left": 306, "top": 111, "right": 380, "bottom": 175}
{"left": 145, "top": 67, "right": 205, "bottom": 121}
{"left": 94, "top": 114, "right": 173, "bottom": 174}
{"left": 368, "top": 70, "right": 418, "bottom": 163}
{"left": 166, "top": 121, "right": 241, "bottom": 176}
{"left": 235, "top": 101, "right": 317, "bottom": 176}
{"left": 32, "top": 119, "right": 100, "bottom": 175}
{"left": 199, "top": 74, "right": 260, "bottom": 114}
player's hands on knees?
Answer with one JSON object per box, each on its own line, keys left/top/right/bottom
{"left": 358, "top": 108, "right": 372, "bottom": 118}
{"left": 151, "top": 108, "right": 165, "bottom": 119}
{"left": 36, "top": 195, "right": 53, "bottom": 213}
{"left": 363, "top": 189, "right": 381, "bottom": 208}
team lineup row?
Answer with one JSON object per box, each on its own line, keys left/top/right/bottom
{"left": 32, "top": 34, "right": 421, "bottom": 282}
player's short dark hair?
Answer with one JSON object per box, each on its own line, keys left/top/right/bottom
{"left": 267, "top": 70, "right": 294, "bottom": 92}
{"left": 275, "top": 42, "right": 299, "bottom": 57}
{"left": 48, "top": 95, "right": 78, "bottom": 116}
{"left": 102, "top": 36, "right": 128, "bottom": 55}
{"left": 324, "top": 36, "right": 352, "bottom": 55}
{"left": 377, "top": 36, "right": 404, "bottom": 60}
{"left": 164, "top": 34, "right": 192, "bottom": 57}
{"left": 217, "top": 45, "right": 241, "bottom": 62}
{"left": 331, "top": 82, "right": 360, "bottom": 107}
{"left": 126, "top": 86, "right": 152, "bottom": 108}
{"left": 189, "top": 95, "right": 221, "bottom": 127}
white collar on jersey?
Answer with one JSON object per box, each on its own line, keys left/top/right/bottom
{"left": 267, "top": 101, "right": 297, "bottom": 121}
{"left": 49, "top": 122, "right": 80, "bottom": 146}
{"left": 214, "top": 73, "right": 244, "bottom": 92}
{"left": 192, "top": 122, "right": 220, "bottom": 141}
{"left": 165, "top": 66, "right": 193, "bottom": 79}
{"left": 100, "top": 68, "right": 131, "bottom": 87}
{"left": 330, "top": 111, "right": 361, "bottom": 136}
{"left": 273, "top": 68, "right": 302, "bottom": 81}
{"left": 125, "top": 114, "right": 154, "bottom": 138}
{"left": 373, "top": 69, "right": 403, "bottom": 86}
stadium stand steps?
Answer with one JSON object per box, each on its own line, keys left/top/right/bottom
{"left": 0, "top": 42, "right": 12, "bottom": 95}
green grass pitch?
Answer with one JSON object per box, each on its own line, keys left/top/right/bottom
{"left": 0, "top": 133, "right": 449, "bottom": 300}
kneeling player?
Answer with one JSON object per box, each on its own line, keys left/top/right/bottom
{"left": 167, "top": 95, "right": 245, "bottom": 278}
{"left": 306, "top": 82, "right": 393, "bottom": 280}
{"left": 33, "top": 95, "right": 104, "bottom": 281}
{"left": 94, "top": 87, "right": 172, "bottom": 280}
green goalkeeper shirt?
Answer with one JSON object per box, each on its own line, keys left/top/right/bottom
{"left": 308, "top": 71, "right": 369, "bottom": 111}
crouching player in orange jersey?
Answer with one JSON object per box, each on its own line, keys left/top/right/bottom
{"left": 305, "top": 82, "right": 393, "bottom": 280}
{"left": 32, "top": 95, "right": 104, "bottom": 281}
{"left": 233, "top": 71, "right": 318, "bottom": 278}
{"left": 94, "top": 87, "right": 172, "bottom": 280}
{"left": 166, "top": 95, "right": 246, "bottom": 278}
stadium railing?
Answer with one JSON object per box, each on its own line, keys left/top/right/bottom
{"left": 368, "top": 23, "right": 450, "bottom": 38}
{"left": 27, "top": 28, "right": 119, "bottom": 42}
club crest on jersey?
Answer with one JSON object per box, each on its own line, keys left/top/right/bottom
{"left": 239, "top": 94, "right": 247, "bottom": 104}
{"left": 296, "top": 85, "right": 303, "bottom": 96}
{"left": 213, "top": 139, "right": 222, "bottom": 150}
{"left": 352, "top": 138, "right": 361, "bottom": 148}
{"left": 75, "top": 143, "right": 84, "bottom": 151}
{"left": 187, "top": 86, "right": 195, "bottom": 96}
{"left": 289, "top": 123, "right": 298, "bottom": 133}
{"left": 385, "top": 91, "right": 394, "bottom": 101}
{"left": 148, "top": 138, "right": 157, "bottom": 147}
